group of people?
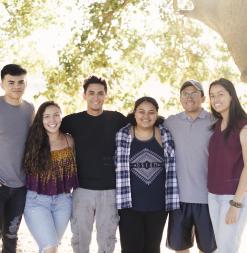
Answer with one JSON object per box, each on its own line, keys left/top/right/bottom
{"left": 0, "top": 63, "right": 246, "bottom": 253}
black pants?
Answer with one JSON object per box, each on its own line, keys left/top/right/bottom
{"left": 119, "top": 209, "right": 168, "bottom": 253}
{"left": 0, "top": 185, "right": 26, "bottom": 253}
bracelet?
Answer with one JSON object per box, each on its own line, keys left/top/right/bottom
{"left": 229, "top": 199, "right": 243, "bottom": 208}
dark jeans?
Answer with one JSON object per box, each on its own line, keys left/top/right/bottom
{"left": 0, "top": 184, "right": 26, "bottom": 253}
{"left": 119, "top": 209, "right": 168, "bottom": 253}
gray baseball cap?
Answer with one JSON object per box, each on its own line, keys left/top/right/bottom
{"left": 180, "top": 80, "right": 204, "bottom": 94}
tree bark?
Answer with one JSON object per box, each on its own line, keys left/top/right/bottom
{"left": 174, "top": 0, "right": 247, "bottom": 82}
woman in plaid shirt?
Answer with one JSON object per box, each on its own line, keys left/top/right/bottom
{"left": 115, "top": 96, "right": 179, "bottom": 253}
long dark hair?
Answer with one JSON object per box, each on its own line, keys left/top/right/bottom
{"left": 209, "top": 78, "right": 247, "bottom": 139}
{"left": 127, "top": 96, "right": 164, "bottom": 126}
{"left": 23, "top": 101, "right": 61, "bottom": 173}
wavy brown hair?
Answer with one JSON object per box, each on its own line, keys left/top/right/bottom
{"left": 23, "top": 101, "right": 61, "bottom": 173}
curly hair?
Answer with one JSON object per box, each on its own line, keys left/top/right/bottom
{"left": 23, "top": 101, "right": 61, "bottom": 173}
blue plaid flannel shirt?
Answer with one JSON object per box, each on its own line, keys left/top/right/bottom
{"left": 115, "top": 123, "right": 180, "bottom": 211}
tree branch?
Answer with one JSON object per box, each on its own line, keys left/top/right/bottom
{"left": 95, "top": 0, "right": 133, "bottom": 40}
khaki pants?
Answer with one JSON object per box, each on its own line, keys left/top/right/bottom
{"left": 71, "top": 188, "right": 119, "bottom": 253}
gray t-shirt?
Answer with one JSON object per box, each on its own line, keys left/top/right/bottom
{"left": 0, "top": 96, "right": 34, "bottom": 187}
{"left": 164, "top": 109, "right": 213, "bottom": 204}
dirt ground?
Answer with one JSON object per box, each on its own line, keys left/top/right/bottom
{"left": 12, "top": 220, "right": 247, "bottom": 252}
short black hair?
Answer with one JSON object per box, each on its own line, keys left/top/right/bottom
{"left": 1, "top": 64, "right": 27, "bottom": 80}
{"left": 133, "top": 96, "right": 159, "bottom": 111}
{"left": 127, "top": 96, "right": 164, "bottom": 126}
{"left": 83, "top": 75, "right": 107, "bottom": 93}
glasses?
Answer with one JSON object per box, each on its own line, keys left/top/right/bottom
{"left": 181, "top": 91, "right": 200, "bottom": 99}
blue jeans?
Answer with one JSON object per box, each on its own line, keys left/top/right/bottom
{"left": 24, "top": 190, "right": 72, "bottom": 252}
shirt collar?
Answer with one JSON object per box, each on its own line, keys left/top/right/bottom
{"left": 180, "top": 108, "right": 208, "bottom": 121}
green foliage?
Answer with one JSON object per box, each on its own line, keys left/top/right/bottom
{"left": 1, "top": 0, "right": 53, "bottom": 37}
{"left": 0, "top": 0, "right": 63, "bottom": 71}
{"left": 0, "top": 0, "right": 241, "bottom": 114}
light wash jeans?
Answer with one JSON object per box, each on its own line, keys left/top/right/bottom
{"left": 71, "top": 188, "right": 119, "bottom": 253}
{"left": 208, "top": 193, "right": 247, "bottom": 253}
{"left": 24, "top": 190, "right": 72, "bottom": 253}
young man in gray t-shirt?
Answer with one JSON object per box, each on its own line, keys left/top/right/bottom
{"left": 165, "top": 80, "right": 217, "bottom": 253}
{"left": 0, "top": 64, "right": 34, "bottom": 253}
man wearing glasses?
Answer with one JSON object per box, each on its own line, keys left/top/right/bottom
{"left": 164, "top": 80, "right": 217, "bottom": 253}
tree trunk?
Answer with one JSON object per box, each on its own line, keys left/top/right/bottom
{"left": 174, "top": 0, "right": 247, "bottom": 82}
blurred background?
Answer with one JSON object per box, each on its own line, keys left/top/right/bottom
{"left": 1, "top": 0, "right": 247, "bottom": 117}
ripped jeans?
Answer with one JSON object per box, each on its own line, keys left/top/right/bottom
{"left": 24, "top": 191, "right": 72, "bottom": 253}
{"left": 0, "top": 184, "right": 26, "bottom": 253}
{"left": 71, "top": 188, "right": 119, "bottom": 253}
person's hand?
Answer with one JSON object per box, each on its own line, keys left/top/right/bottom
{"left": 225, "top": 206, "right": 240, "bottom": 224}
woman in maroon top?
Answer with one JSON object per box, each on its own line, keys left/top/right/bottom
{"left": 208, "top": 78, "right": 247, "bottom": 253}
{"left": 23, "top": 101, "right": 78, "bottom": 253}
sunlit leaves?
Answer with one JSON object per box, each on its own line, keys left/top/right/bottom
{"left": 0, "top": 0, "right": 241, "bottom": 112}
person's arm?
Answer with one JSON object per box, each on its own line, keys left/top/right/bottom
{"left": 225, "top": 125, "right": 247, "bottom": 224}
{"left": 31, "top": 104, "right": 35, "bottom": 123}
{"left": 162, "top": 127, "right": 180, "bottom": 211}
{"left": 60, "top": 115, "right": 71, "bottom": 134}
{"left": 118, "top": 111, "right": 127, "bottom": 128}
{"left": 66, "top": 134, "right": 74, "bottom": 148}
{"left": 163, "top": 118, "right": 169, "bottom": 129}
{"left": 115, "top": 128, "right": 130, "bottom": 209}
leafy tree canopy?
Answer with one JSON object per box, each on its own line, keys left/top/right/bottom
{"left": 0, "top": 0, "right": 241, "bottom": 114}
